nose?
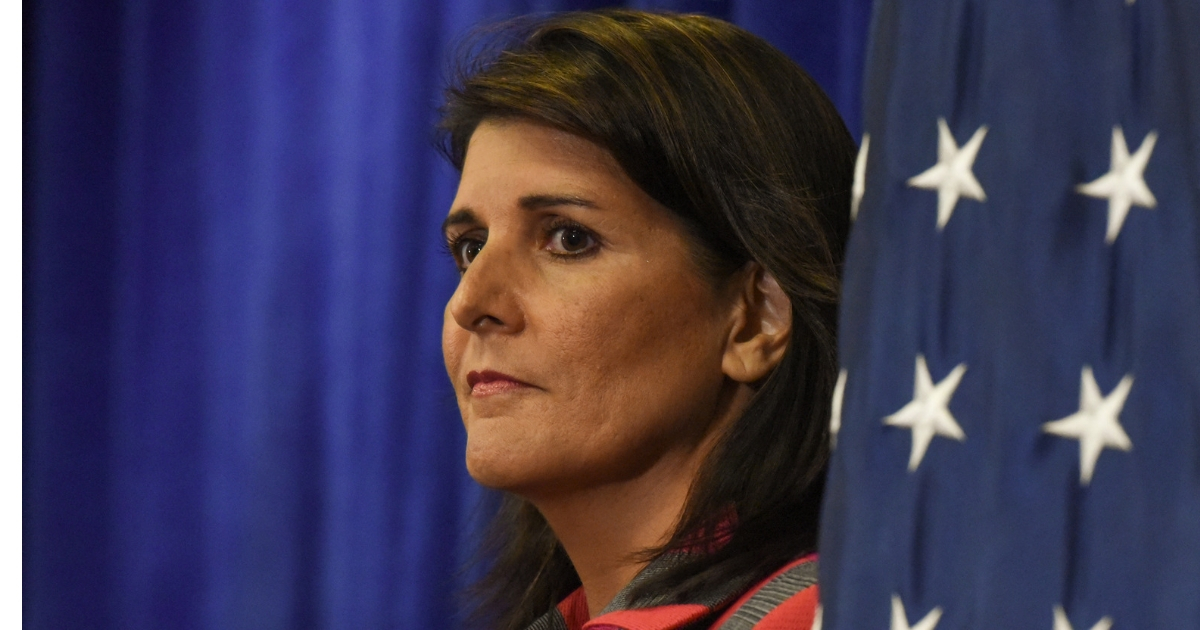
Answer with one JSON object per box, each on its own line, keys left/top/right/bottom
{"left": 446, "top": 242, "right": 525, "bottom": 335}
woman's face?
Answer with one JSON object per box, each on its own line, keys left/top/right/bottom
{"left": 442, "top": 120, "right": 739, "bottom": 498}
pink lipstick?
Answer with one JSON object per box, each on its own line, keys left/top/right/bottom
{"left": 467, "top": 370, "right": 534, "bottom": 397}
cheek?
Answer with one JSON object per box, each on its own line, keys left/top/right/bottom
{"left": 541, "top": 278, "right": 728, "bottom": 441}
{"left": 553, "top": 280, "right": 721, "bottom": 380}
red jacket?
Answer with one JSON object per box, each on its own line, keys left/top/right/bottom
{"left": 527, "top": 554, "right": 819, "bottom": 630}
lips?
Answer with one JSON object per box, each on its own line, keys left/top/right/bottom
{"left": 466, "top": 370, "right": 535, "bottom": 397}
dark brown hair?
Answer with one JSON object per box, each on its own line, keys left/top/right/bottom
{"left": 439, "top": 10, "right": 854, "bottom": 629}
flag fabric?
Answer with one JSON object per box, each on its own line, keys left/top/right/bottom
{"left": 820, "top": 1, "right": 1200, "bottom": 629}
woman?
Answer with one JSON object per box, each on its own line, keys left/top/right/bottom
{"left": 438, "top": 10, "right": 854, "bottom": 630}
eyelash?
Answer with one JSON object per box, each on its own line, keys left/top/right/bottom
{"left": 443, "top": 232, "right": 482, "bottom": 273}
{"left": 443, "top": 217, "right": 600, "bottom": 272}
{"left": 442, "top": 233, "right": 468, "bottom": 261}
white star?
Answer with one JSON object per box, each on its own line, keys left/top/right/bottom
{"left": 1076, "top": 126, "right": 1157, "bottom": 243}
{"left": 830, "top": 369, "right": 847, "bottom": 448}
{"left": 907, "top": 118, "right": 988, "bottom": 229}
{"left": 1052, "top": 605, "right": 1113, "bottom": 630}
{"left": 1042, "top": 366, "right": 1133, "bottom": 485}
{"left": 885, "top": 355, "right": 967, "bottom": 471}
{"left": 851, "top": 134, "right": 870, "bottom": 221}
{"left": 891, "top": 594, "right": 943, "bottom": 630}
{"left": 811, "top": 604, "right": 823, "bottom": 630}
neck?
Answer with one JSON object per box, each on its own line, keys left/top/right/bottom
{"left": 531, "top": 449, "right": 698, "bottom": 618}
{"left": 526, "top": 382, "right": 753, "bottom": 618}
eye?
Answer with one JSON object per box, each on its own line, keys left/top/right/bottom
{"left": 452, "top": 236, "right": 485, "bottom": 270}
{"left": 546, "top": 224, "right": 597, "bottom": 255}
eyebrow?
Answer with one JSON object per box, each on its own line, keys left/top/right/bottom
{"left": 441, "top": 209, "right": 478, "bottom": 238}
{"left": 441, "top": 194, "right": 598, "bottom": 238}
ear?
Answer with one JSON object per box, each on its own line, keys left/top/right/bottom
{"left": 721, "top": 263, "right": 792, "bottom": 384}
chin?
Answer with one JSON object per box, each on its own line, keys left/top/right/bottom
{"left": 463, "top": 455, "right": 511, "bottom": 490}
{"left": 463, "top": 435, "right": 594, "bottom": 497}
{"left": 463, "top": 434, "right": 536, "bottom": 491}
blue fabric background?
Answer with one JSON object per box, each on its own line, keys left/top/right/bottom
{"left": 24, "top": 1, "right": 870, "bottom": 628}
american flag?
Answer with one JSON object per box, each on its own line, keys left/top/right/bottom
{"left": 819, "top": 1, "right": 1200, "bottom": 629}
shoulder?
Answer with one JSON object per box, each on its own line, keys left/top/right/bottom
{"left": 706, "top": 554, "right": 819, "bottom": 630}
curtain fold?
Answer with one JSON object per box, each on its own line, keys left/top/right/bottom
{"left": 24, "top": 2, "right": 870, "bottom": 628}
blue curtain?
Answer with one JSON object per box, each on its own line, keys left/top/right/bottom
{"left": 24, "top": 1, "right": 870, "bottom": 628}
